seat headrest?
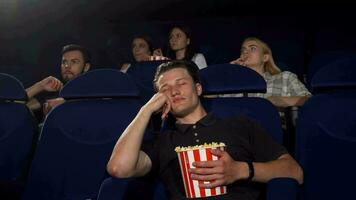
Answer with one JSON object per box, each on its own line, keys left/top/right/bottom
{"left": 201, "top": 64, "right": 266, "bottom": 94}
{"left": 0, "top": 73, "right": 28, "bottom": 101}
{"left": 127, "top": 61, "right": 167, "bottom": 78}
{"left": 60, "top": 69, "right": 140, "bottom": 99}
{"left": 311, "top": 57, "right": 356, "bottom": 90}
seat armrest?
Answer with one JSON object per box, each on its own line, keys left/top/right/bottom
{"left": 267, "top": 177, "right": 299, "bottom": 200}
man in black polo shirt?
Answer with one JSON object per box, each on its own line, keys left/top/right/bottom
{"left": 107, "top": 60, "right": 303, "bottom": 200}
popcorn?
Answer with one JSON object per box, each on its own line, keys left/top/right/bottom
{"left": 175, "top": 142, "right": 227, "bottom": 198}
{"left": 175, "top": 142, "right": 226, "bottom": 152}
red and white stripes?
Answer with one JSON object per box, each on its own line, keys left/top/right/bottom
{"left": 177, "top": 146, "right": 227, "bottom": 198}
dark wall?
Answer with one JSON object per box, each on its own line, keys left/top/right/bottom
{"left": 1, "top": 1, "right": 355, "bottom": 88}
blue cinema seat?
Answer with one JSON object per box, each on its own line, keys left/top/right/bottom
{"left": 97, "top": 177, "right": 168, "bottom": 200}
{"left": 127, "top": 60, "right": 168, "bottom": 102}
{"left": 200, "top": 64, "right": 283, "bottom": 143}
{"left": 295, "top": 57, "right": 356, "bottom": 200}
{"left": 0, "top": 73, "right": 36, "bottom": 181}
{"left": 306, "top": 52, "right": 356, "bottom": 91}
{"left": 22, "top": 69, "right": 144, "bottom": 200}
{"left": 200, "top": 64, "right": 298, "bottom": 200}
{"left": 0, "top": 73, "right": 37, "bottom": 198}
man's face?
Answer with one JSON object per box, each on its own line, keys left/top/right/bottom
{"left": 157, "top": 68, "right": 202, "bottom": 118}
{"left": 61, "top": 50, "right": 90, "bottom": 82}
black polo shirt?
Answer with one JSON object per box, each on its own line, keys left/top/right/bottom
{"left": 143, "top": 113, "right": 287, "bottom": 200}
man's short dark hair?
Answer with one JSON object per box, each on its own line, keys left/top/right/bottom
{"left": 62, "top": 44, "right": 91, "bottom": 64}
{"left": 153, "top": 60, "right": 200, "bottom": 91}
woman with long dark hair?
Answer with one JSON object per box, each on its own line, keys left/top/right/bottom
{"left": 167, "top": 25, "right": 207, "bottom": 69}
{"left": 121, "top": 35, "right": 168, "bottom": 72}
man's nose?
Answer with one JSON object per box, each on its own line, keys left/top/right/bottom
{"left": 63, "top": 63, "right": 70, "bottom": 68}
{"left": 170, "top": 86, "right": 180, "bottom": 96}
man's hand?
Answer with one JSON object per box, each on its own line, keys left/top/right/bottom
{"left": 26, "top": 76, "right": 63, "bottom": 102}
{"left": 142, "top": 93, "right": 171, "bottom": 120}
{"left": 43, "top": 97, "right": 65, "bottom": 116}
{"left": 39, "top": 76, "right": 63, "bottom": 92}
{"left": 189, "top": 149, "right": 249, "bottom": 188}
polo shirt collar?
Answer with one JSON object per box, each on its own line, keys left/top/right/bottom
{"left": 175, "top": 112, "right": 217, "bottom": 134}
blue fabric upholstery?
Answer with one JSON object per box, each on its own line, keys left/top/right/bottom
{"left": 60, "top": 69, "right": 139, "bottom": 99}
{"left": 306, "top": 52, "right": 356, "bottom": 90}
{"left": 266, "top": 178, "right": 298, "bottom": 200}
{"left": 97, "top": 177, "right": 168, "bottom": 200}
{"left": 200, "top": 64, "right": 266, "bottom": 94}
{"left": 0, "top": 74, "right": 36, "bottom": 183}
{"left": 296, "top": 59, "right": 356, "bottom": 199}
{"left": 23, "top": 70, "right": 143, "bottom": 199}
{"left": 296, "top": 92, "right": 356, "bottom": 200}
{"left": 311, "top": 57, "right": 356, "bottom": 92}
{"left": 0, "top": 73, "right": 28, "bottom": 101}
{"left": 127, "top": 61, "right": 167, "bottom": 102}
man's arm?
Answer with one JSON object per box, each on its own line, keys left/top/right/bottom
{"left": 250, "top": 153, "right": 303, "bottom": 183}
{"left": 107, "top": 93, "right": 171, "bottom": 178}
{"left": 26, "top": 76, "right": 63, "bottom": 99}
{"left": 25, "top": 76, "right": 63, "bottom": 110}
{"left": 190, "top": 149, "right": 303, "bottom": 188}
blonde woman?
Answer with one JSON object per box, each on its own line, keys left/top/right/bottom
{"left": 230, "top": 37, "right": 311, "bottom": 107}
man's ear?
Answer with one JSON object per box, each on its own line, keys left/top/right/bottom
{"left": 263, "top": 54, "right": 269, "bottom": 62}
{"left": 187, "top": 38, "right": 191, "bottom": 45}
{"left": 196, "top": 83, "right": 202, "bottom": 96}
{"left": 83, "top": 63, "right": 91, "bottom": 72}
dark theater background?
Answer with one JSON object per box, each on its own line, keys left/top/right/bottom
{"left": 1, "top": 1, "right": 356, "bottom": 199}
{"left": 1, "top": 0, "right": 355, "bottom": 87}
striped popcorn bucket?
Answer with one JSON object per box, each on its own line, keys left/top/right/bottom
{"left": 176, "top": 145, "right": 227, "bottom": 198}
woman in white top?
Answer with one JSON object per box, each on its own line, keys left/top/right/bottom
{"left": 167, "top": 25, "right": 207, "bottom": 69}
{"left": 121, "top": 35, "right": 168, "bottom": 73}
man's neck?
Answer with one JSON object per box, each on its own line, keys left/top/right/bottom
{"left": 175, "top": 106, "right": 207, "bottom": 124}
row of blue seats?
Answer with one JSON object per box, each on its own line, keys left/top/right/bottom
{"left": 0, "top": 65, "right": 289, "bottom": 199}
{"left": 1, "top": 57, "right": 356, "bottom": 199}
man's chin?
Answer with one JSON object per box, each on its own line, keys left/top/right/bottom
{"left": 62, "top": 76, "right": 71, "bottom": 83}
{"left": 171, "top": 107, "right": 190, "bottom": 118}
